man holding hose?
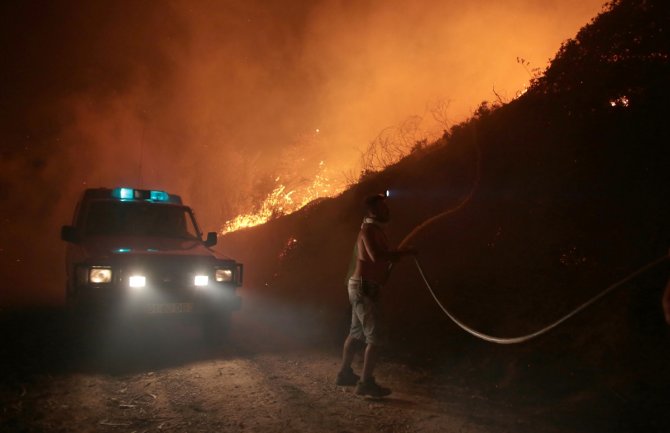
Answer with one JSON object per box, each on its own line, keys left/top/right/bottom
{"left": 336, "top": 193, "right": 415, "bottom": 397}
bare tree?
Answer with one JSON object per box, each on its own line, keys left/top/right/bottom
{"left": 492, "top": 85, "right": 506, "bottom": 105}
{"left": 428, "top": 98, "right": 451, "bottom": 131}
{"left": 360, "top": 115, "right": 426, "bottom": 175}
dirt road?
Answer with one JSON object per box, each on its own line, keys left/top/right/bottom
{"left": 1, "top": 303, "right": 668, "bottom": 433}
{"left": 0, "top": 310, "right": 517, "bottom": 433}
{"left": 4, "top": 350, "right": 510, "bottom": 433}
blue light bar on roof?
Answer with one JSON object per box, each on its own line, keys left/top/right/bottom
{"left": 150, "top": 190, "right": 169, "bottom": 201}
{"left": 111, "top": 187, "right": 174, "bottom": 202}
{"left": 112, "top": 187, "right": 135, "bottom": 200}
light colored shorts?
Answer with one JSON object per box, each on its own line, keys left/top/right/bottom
{"left": 348, "top": 278, "right": 384, "bottom": 345}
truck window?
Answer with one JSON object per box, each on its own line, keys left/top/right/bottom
{"left": 84, "top": 201, "right": 200, "bottom": 239}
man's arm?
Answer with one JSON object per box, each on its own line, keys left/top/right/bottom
{"left": 361, "top": 225, "right": 414, "bottom": 263}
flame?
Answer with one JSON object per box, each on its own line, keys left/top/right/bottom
{"left": 221, "top": 161, "right": 346, "bottom": 234}
{"left": 279, "top": 237, "right": 299, "bottom": 260}
{"left": 609, "top": 95, "right": 630, "bottom": 107}
{"left": 515, "top": 87, "right": 529, "bottom": 99}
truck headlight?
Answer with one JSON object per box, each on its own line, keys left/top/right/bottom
{"left": 129, "top": 275, "right": 146, "bottom": 288}
{"left": 194, "top": 275, "right": 209, "bottom": 286}
{"left": 89, "top": 268, "right": 112, "bottom": 284}
{"left": 215, "top": 269, "right": 233, "bottom": 282}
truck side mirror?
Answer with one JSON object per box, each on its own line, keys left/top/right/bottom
{"left": 61, "top": 225, "right": 79, "bottom": 243}
{"left": 204, "top": 232, "right": 218, "bottom": 247}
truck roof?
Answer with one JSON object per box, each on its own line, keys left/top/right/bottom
{"left": 81, "top": 187, "right": 183, "bottom": 205}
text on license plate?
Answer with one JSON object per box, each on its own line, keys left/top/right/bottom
{"left": 147, "top": 303, "right": 194, "bottom": 314}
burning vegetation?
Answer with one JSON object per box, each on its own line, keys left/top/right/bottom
{"left": 220, "top": 160, "right": 347, "bottom": 234}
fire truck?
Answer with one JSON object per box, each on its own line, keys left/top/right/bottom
{"left": 61, "top": 187, "right": 242, "bottom": 340}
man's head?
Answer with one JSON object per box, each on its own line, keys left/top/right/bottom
{"left": 364, "top": 193, "right": 390, "bottom": 222}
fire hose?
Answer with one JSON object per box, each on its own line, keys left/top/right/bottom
{"left": 393, "top": 125, "right": 669, "bottom": 344}
{"left": 412, "top": 254, "right": 668, "bottom": 344}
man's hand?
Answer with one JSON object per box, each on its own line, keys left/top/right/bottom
{"left": 390, "top": 247, "right": 417, "bottom": 261}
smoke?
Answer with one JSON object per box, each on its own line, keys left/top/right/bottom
{"left": 0, "top": 0, "right": 604, "bottom": 305}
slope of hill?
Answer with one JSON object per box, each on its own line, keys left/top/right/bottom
{"left": 220, "top": 1, "right": 669, "bottom": 429}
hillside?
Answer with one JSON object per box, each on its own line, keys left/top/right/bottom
{"left": 219, "top": 0, "right": 669, "bottom": 430}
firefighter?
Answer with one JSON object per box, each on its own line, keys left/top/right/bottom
{"left": 336, "top": 193, "right": 415, "bottom": 397}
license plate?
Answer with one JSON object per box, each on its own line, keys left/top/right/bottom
{"left": 146, "top": 302, "right": 193, "bottom": 314}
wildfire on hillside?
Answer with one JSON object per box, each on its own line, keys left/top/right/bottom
{"left": 220, "top": 161, "right": 347, "bottom": 234}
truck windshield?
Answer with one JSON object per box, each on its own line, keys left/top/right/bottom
{"left": 84, "top": 201, "right": 200, "bottom": 239}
